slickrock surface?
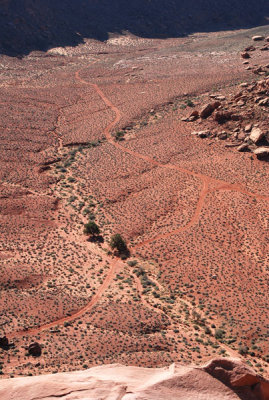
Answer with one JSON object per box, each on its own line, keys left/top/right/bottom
{"left": 1, "top": 358, "right": 269, "bottom": 400}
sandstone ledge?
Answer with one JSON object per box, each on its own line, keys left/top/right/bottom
{"left": 1, "top": 358, "right": 269, "bottom": 400}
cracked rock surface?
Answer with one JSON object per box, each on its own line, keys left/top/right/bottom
{"left": 1, "top": 358, "right": 269, "bottom": 400}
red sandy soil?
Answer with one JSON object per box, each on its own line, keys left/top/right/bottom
{"left": 0, "top": 26, "right": 268, "bottom": 378}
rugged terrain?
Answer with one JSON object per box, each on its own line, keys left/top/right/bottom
{"left": 0, "top": 17, "right": 268, "bottom": 383}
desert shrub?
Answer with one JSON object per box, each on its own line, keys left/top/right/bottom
{"left": 110, "top": 234, "right": 127, "bottom": 253}
{"left": 127, "top": 260, "right": 137, "bottom": 267}
{"left": 186, "top": 99, "right": 194, "bottom": 107}
{"left": 239, "top": 345, "right": 248, "bottom": 355}
{"left": 84, "top": 221, "right": 100, "bottom": 236}
{"left": 110, "top": 234, "right": 128, "bottom": 254}
{"left": 115, "top": 131, "right": 124, "bottom": 140}
{"left": 215, "top": 329, "right": 225, "bottom": 339}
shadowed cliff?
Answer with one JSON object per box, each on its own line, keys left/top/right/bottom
{"left": 0, "top": 0, "right": 268, "bottom": 56}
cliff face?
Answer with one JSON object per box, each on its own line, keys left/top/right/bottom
{"left": 1, "top": 358, "right": 269, "bottom": 400}
{"left": 0, "top": 0, "right": 268, "bottom": 55}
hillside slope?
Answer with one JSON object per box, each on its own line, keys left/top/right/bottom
{"left": 0, "top": 0, "right": 268, "bottom": 55}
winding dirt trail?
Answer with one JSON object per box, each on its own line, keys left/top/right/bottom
{"left": 9, "top": 258, "right": 122, "bottom": 339}
{"left": 9, "top": 69, "right": 269, "bottom": 340}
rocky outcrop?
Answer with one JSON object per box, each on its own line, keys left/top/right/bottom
{"left": 182, "top": 33, "right": 269, "bottom": 162}
{"left": 182, "top": 69, "right": 269, "bottom": 160}
{"left": 0, "top": 358, "right": 268, "bottom": 400}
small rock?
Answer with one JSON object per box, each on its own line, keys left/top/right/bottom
{"left": 252, "top": 35, "right": 265, "bottom": 41}
{"left": 239, "top": 82, "right": 248, "bottom": 88}
{"left": 247, "top": 84, "right": 255, "bottom": 91}
{"left": 237, "top": 143, "right": 249, "bottom": 152}
{"left": 200, "top": 103, "right": 215, "bottom": 119}
{"left": 260, "top": 45, "right": 269, "bottom": 51}
{"left": 191, "top": 130, "right": 210, "bottom": 138}
{"left": 266, "top": 37, "right": 269, "bottom": 42}
{"left": 258, "top": 98, "right": 268, "bottom": 106}
{"left": 215, "top": 95, "right": 226, "bottom": 101}
{"left": 189, "top": 110, "right": 199, "bottom": 117}
{"left": 218, "top": 131, "right": 227, "bottom": 140}
{"left": 230, "top": 114, "right": 242, "bottom": 121}
{"left": 241, "top": 52, "right": 250, "bottom": 59}
{"left": 254, "top": 146, "right": 269, "bottom": 159}
{"left": 249, "top": 127, "right": 265, "bottom": 143}
{"left": 237, "top": 100, "right": 245, "bottom": 106}
{"left": 255, "top": 96, "right": 263, "bottom": 103}
{"left": 255, "top": 66, "right": 264, "bottom": 73}
{"left": 233, "top": 91, "right": 243, "bottom": 99}
{"left": 244, "top": 45, "right": 256, "bottom": 51}
{"left": 212, "top": 101, "right": 221, "bottom": 109}
{"left": 214, "top": 111, "right": 232, "bottom": 124}
{"left": 244, "top": 124, "right": 252, "bottom": 133}
{"left": 188, "top": 115, "right": 197, "bottom": 122}
{"left": 197, "top": 130, "right": 210, "bottom": 138}
{"left": 209, "top": 93, "right": 221, "bottom": 98}
{"left": 225, "top": 143, "right": 241, "bottom": 148}
{"left": 181, "top": 117, "right": 189, "bottom": 122}
{"left": 28, "top": 342, "right": 42, "bottom": 357}
{"left": 238, "top": 132, "right": 246, "bottom": 140}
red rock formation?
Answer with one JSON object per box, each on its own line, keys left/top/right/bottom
{"left": 0, "top": 358, "right": 268, "bottom": 400}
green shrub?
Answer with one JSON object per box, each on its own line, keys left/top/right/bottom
{"left": 239, "top": 345, "right": 248, "bottom": 355}
{"left": 110, "top": 234, "right": 128, "bottom": 254}
{"left": 186, "top": 99, "right": 194, "bottom": 107}
{"left": 215, "top": 329, "right": 225, "bottom": 339}
{"left": 84, "top": 221, "right": 100, "bottom": 236}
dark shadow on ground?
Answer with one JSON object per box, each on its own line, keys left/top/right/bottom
{"left": 0, "top": 0, "right": 268, "bottom": 56}
{"left": 87, "top": 235, "right": 104, "bottom": 244}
